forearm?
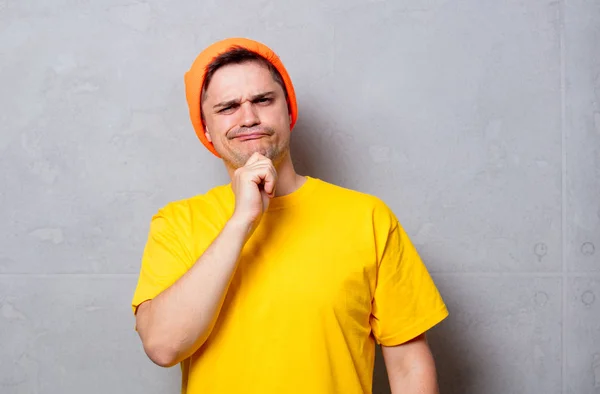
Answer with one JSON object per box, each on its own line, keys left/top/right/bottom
{"left": 139, "top": 217, "right": 252, "bottom": 367}
{"left": 388, "top": 363, "right": 439, "bottom": 394}
{"left": 383, "top": 335, "right": 440, "bottom": 394}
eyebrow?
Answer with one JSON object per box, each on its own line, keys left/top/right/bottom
{"left": 213, "top": 91, "right": 276, "bottom": 110}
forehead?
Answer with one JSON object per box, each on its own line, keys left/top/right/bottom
{"left": 204, "top": 61, "right": 281, "bottom": 101}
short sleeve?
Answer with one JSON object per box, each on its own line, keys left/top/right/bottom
{"left": 370, "top": 220, "right": 449, "bottom": 346}
{"left": 131, "top": 208, "right": 193, "bottom": 315}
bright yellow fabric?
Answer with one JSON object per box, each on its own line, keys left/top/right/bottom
{"left": 131, "top": 176, "right": 448, "bottom": 394}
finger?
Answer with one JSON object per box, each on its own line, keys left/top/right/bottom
{"left": 245, "top": 167, "right": 269, "bottom": 188}
{"left": 244, "top": 152, "right": 265, "bottom": 166}
{"left": 262, "top": 167, "right": 277, "bottom": 196}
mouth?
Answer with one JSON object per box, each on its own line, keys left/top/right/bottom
{"left": 234, "top": 132, "right": 269, "bottom": 141}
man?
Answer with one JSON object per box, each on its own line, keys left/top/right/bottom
{"left": 131, "top": 37, "right": 449, "bottom": 394}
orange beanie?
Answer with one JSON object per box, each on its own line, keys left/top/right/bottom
{"left": 184, "top": 37, "right": 298, "bottom": 158}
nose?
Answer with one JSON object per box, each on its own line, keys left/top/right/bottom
{"left": 239, "top": 101, "right": 260, "bottom": 128}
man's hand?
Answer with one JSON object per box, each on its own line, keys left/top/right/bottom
{"left": 230, "top": 152, "right": 278, "bottom": 235}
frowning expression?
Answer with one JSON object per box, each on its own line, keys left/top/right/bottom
{"left": 201, "top": 61, "right": 292, "bottom": 169}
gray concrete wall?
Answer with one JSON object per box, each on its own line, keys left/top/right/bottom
{"left": 1, "top": 0, "right": 598, "bottom": 393}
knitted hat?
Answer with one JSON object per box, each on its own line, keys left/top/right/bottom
{"left": 184, "top": 37, "right": 298, "bottom": 158}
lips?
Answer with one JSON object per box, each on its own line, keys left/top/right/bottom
{"left": 234, "top": 132, "right": 269, "bottom": 141}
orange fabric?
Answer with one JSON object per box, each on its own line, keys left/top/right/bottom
{"left": 184, "top": 37, "right": 298, "bottom": 158}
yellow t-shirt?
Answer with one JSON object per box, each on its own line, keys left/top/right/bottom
{"left": 131, "top": 175, "right": 448, "bottom": 394}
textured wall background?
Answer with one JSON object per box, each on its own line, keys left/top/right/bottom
{"left": 1, "top": 0, "right": 599, "bottom": 393}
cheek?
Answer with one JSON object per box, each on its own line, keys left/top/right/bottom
{"left": 205, "top": 116, "right": 236, "bottom": 143}
{"left": 266, "top": 104, "right": 291, "bottom": 128}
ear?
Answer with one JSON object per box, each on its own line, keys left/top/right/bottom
{"left": 205, "top": 129, "right": 212, "bottom": 143}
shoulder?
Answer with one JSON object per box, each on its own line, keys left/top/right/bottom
{"left": 152, "top": 183, "right": 233, "bottom": 227}
{"left": 313, "top": 178, "right": 399, "bottom": 229}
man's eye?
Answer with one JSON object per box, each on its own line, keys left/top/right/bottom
{"left": 256, "top": 97, "right": 272, "bottom": 104}
{"left": 219, "top": 106, "right": 234, "bottom": 113}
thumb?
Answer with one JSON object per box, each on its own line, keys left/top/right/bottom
{"left": 261, "top": 188, "right": 270, "bottom": 212}
{"left": 245, "top": 152, "right": 263, "bottom": 166}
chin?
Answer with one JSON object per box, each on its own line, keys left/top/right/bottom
{"left": 244, "top": 143, "right": 278, "bottom": 159}
{"left": 219, "top": 142, "right": 289, "bottom": 168}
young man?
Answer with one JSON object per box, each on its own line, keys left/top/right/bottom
{"left": 131, "top": 37, "right": 449, "bottom": 394}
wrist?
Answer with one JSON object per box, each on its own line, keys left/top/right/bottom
{"left": 226, "top": 215, "right": 255, "bottom": 239}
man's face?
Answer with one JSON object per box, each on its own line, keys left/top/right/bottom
{"left": 201, "top": 61, "right": 292, "bottom": 169}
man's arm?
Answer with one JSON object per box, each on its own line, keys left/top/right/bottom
{"left": 135, "top": 152, "right": 278, "bottom": 368}
{"left": 135, "top": 216, "right": 250, "bottom": 368}
{"left": 381, "top": 333, "right": 440, "bottom": 394}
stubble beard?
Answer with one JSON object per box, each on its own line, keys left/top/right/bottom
{"left": 225, "top": 140, "right": 289, "bottom": 170}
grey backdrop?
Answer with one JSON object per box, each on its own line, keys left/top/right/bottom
{"left": 1, "top": 0, "right": 599, "bottom": 393}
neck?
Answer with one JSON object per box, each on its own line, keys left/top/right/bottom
{"left": 226, "top": 151, "right": 305, "bottom": 197}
